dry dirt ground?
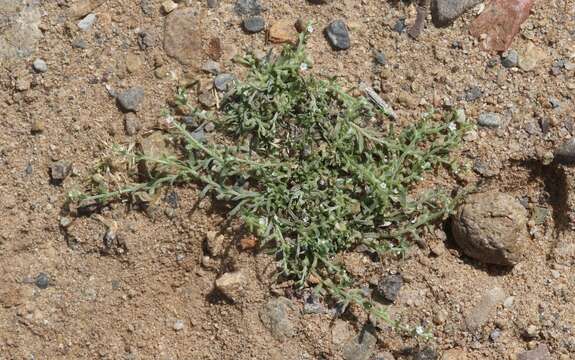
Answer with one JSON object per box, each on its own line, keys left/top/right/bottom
{"left": 1, "top": 0, "right": 575, "bottom": 359}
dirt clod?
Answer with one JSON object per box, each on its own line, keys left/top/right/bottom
{"left": 452, "top": 192, "right": 528, "bottom": 266}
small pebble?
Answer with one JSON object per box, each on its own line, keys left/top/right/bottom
{"left": 202, "top": 60, "right": 220, "bottom": 74}
{"left": 374, "top": 51, "right": 386, "bottom": 65}
{"left": 325, "top": 20, "right": 350, "bottom": 50}
{"left": 478, "top": 112, "right": 502, "bottom": 128}
{"left": 243, "top": 16, "right": 265, "bottom": 33}
{"left": 464, "top": 86, "right": 483, "bottom": 102}
{"left": 32, "top": 59, "right": 48, "bottom": 73}
{"left": 31, "top": 119, "right": 45, "bottom": 133}
{"left": 173, "top": 319, "right": 185, "bottom": 331}
{"left": 35, "top": 273, "right": 49, "bottom": 289}
{"left": 523, "top": 325, "right": 539, "bottom": 339}
{"left": 117, "top": 87, "right": 145, "bottom": 112}
{"left": 376, "top": 274, "right": 403, "bottom": 303}
{"left": 393, "top": 18, "right": 406, "bottom": 33}
{"left": 214, "top": 73, "right": 235, "bottom": 91}
{"left": 50, "top": 161, "right": 71, "bottom": 183}
{"left": 501, "top": 49, "right": 519, "bottom": 68}
{"left": 490, "top": 328, "right": 502, "bottom": 342}
{"left": 207, "top": 0, "right": 218, "bottom": 8}
{"left": 78, "top": 13, "right": 96, "bottom": 31}
{"left": 162, "top": 0, "right": 178, "bottom": 13}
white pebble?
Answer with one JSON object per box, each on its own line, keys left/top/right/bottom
{"left": 78, "top": 13, "right": 96, "bottom": 31}
{"left": 33, "top": 58, "right": 48, "bottom": 73}
{"left": 173, "top": 319, "right": 185, "bottom": 331}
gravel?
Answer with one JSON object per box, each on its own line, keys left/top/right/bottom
{"left": 243, "top": 16, "right": 265, "bottom": 33}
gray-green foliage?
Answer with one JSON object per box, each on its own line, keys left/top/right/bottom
{"left": 76, "top": 32, "right": 468, "bottom": 327}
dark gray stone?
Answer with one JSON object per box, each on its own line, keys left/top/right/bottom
{"left": 478, "top": 112, "right": 502, "bottom": 128}
{"left": 325, "top": 20, "right": 350, "bottom": 50}
{"left": 207, "top": 0, "right": 219, "bottom": 8}
{"left": 35, "top": 273, "right": 49, "bottom": 289}
{"left": 243, "top": 16, "right": 265, "bottom": 33}
{"left": 234, "top": 0, "right": 263, "bottom": 16}
{"left": 555, "top": 138, "right": 575, "bottom": 165}
{"left": 464, "top": 86, "right": 483, "bottom": 102}
{"left": 117, "top": 87, "right": 145, "bottom": 112}
{"left": 374, "top": 51, "right": 386, "bottom": 65}
{"left": 214, "top": 73, "right": 235, "bottom": 92}
{"left": 432, "top": 0, "right": 483, "bottom": 26}
{"left": 377, "top": 274, "right": 403, "bottom": 302}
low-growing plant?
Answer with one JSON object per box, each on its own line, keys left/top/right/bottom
{"left": 72, "top": 31, "right": 469, "bottom": 334}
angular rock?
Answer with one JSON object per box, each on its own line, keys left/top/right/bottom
{"left": 376, "top": 274, "right": 403, "bottom": 303}
{"left": 478, "top": 112, "right": 502, "bottom": 128}
{"left": 137, "top": 132, "right": 176, "bottom": 175}
{"left": 431, "top": 0, "right": 483, "bottom": 26}
{"left": 161, "top": 0, "right": 178, "bottom": 13}
{"left": 215, "top": 271, "right": 246, "bottom": 302}
{"left": 78, "top": 13, "right": 97, "bottom": 31}
{"left": 554, "top": 138, "right": 575, "bottom": 165}
{"left": 201, "top": 60, "right": 220, "bottom": 75}
{"left": 259, "top": 297, "right": 296, "bottom": 340}
{"left": 243, "top": 16, "right": 265, "bottom": 33}
{"left": 516, "top": 344, "right": 551, "bottom": 360}
{"left": 501, "top": 49, "right": 519, "bottom": 68}
{"left": 269, "top": 19, "right": 298, "bottom": 44}
{"left": 124, "top": 113, "right": 141, "bottom": 136}
{"left": 451, "top": 192, "right": 528, "bottom": 266}
{"left": 164, "top": 8, "right": 203, "bottom": 65}
{"left": 234, "top": 0, "right": 263, "bottom": 16}
{"left": 214, "top": 73, "right": 235, "bottom": 92}
{"left": 205, "top": 231, "right": 225, "bottom": 257}
{"left": 465, "top": 287, "right": 506, "bottom": 330}
{"left": 342, "top": 327, "right": 377, "bottom": 360}
{"left": 325, "top": 20, "right": 350, "bottom": 50}
{"left": 50, "top": 161, "right": 71, "bottom": 183}
{"left": 198, "top": 91, "right": 216, "bottom": 108}
{"left": 117, "top": 87, "right": 145, "bottom": 112}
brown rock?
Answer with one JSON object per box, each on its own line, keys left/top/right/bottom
{"left": 125, "top": 53, "right": 143, "bottom": 74}
{"left": 215, "top": 271, "right": 246, "bottom": 302}
{"left": 164, "top": 8, "right": 203, "bottom": 66}
{"left": 465, "top": 287, "right": 506, "bottom": 330}
{"left": 451, "top": 192, "right": 528, "bottom": 266}
{"left": 137, "top": 132, "right": 177, "bottom": 176}
{"left": 239, "top": 235, "right": 257, "bottom": 250}
{"left": 268, "top": 19, "right": 298, "bottom": 44}
{"left": 518, "top": 43, "right": 546, "bottom": 72}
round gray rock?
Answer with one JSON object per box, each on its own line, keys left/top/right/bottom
{"left": 451, "top": 192, "right": 528, "bottom": 266}
{"left": 33, "top": 58, "right": 48, "bottom": 73}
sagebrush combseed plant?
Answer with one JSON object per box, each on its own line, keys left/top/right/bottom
{"left": 72, "top": 31, "right": 469, "bottom": 333}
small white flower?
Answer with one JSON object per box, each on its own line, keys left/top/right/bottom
{"left": 448, "top": 122, "right": 457, "bottom": 131}
{"left": 299, "top": 62, "right": 308, "bottom": 71}
{"left": 415, "top": 325, "right": 425, "bottom": 336}
{"left": 307, "top": 25, "right": 314, "bottom": 33}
